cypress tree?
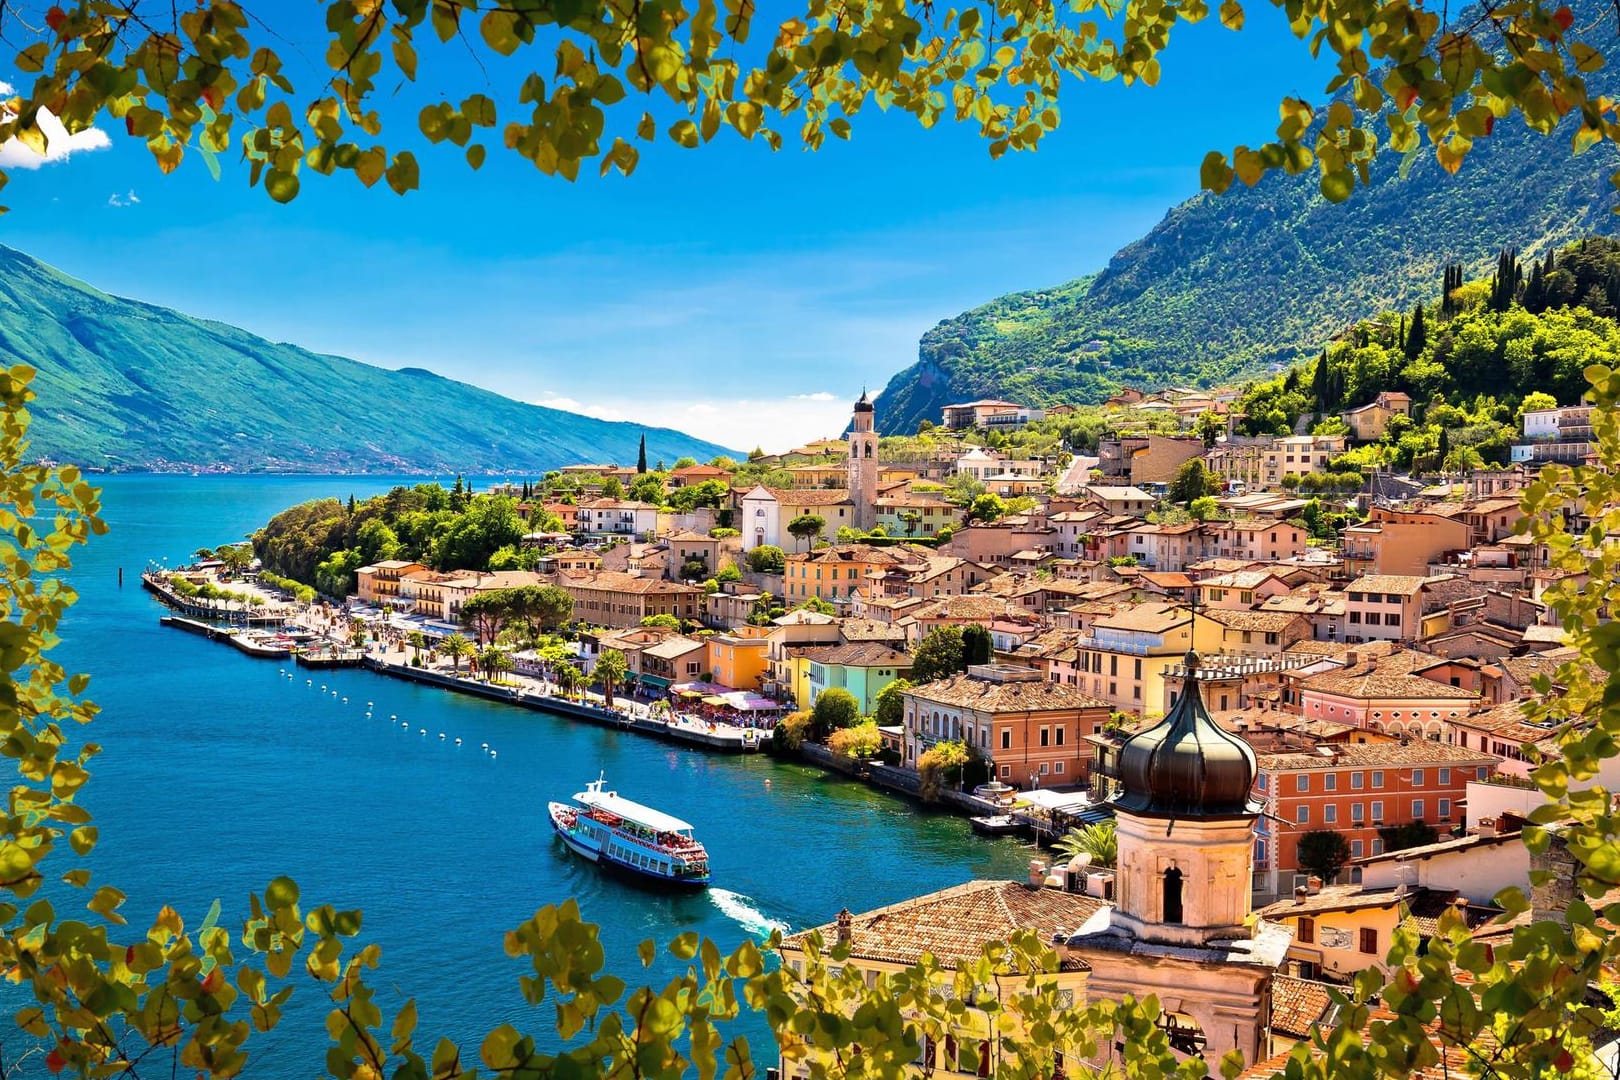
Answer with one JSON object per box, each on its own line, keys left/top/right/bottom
{"left": 1312, "top": 351, "right": 1330, "bottom": 409}
{"left": 347, "top": 493, "right": 356, "bottom": 516}
{"left": 1404, "top": 302, "right": 1426, "bottom": 361}
{"left": 637, "top": 435, "right": 648, "bottom": 474}
{"left": 1437, "top": 426, "right": 1451, "bottom": 466}
{"left": 1397, "top": 314, "right": 1407, "bottom": 353}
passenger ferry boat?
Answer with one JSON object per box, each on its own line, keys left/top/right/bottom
{"left": 548, "top": 775, "right": 711, "bottom": 889}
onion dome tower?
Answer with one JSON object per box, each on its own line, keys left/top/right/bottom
{"left": 1109, "top": 650, "right": 1262, "bottom": 947}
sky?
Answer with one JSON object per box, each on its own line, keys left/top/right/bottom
{"left": 0, "top": 3, "right": 1341, "bottom": 454}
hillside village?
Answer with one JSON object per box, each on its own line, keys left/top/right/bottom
{"left": 205, "top": 280, "right": 1620, "bottom": 1073}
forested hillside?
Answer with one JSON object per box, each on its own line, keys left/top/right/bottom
{"left": 1233, "top": 237, "right": 1620, "bottom": 474}
{"left": 873, "top": 109, "right": 1620, "bottom": 435}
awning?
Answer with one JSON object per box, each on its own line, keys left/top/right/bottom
{"left": 702, "top": 695, "right": 729, "bottom": 706}
{"left": 639, "top": 674, "right": 671, "bottom": 688}
{"left": 1013, "top": 790, "right": 1091, "bottom": 813}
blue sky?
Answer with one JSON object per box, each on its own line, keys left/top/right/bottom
{"left": 2, "top": 5, "right": 1339, "bottom": 453}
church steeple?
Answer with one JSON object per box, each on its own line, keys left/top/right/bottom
{"left": 1109, "top": 651, "right": 1261, "bottom": 947}
{"left": 1113, "top": 650, "right": 1261, "bottom": 819}
{"left": 847, "top": 390, "right": 878, "bottom": 530}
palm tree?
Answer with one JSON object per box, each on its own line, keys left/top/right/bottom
{"left": 554, "top": 663, "right": 582, "bottom": 699}
{"left": 218, "top": 543, "right": 253, "bottom": 578}
{"left": 406, "top": 630, "right": 426, "bottom": 664}
{"left": 479, "top": 647, "right": 511, "bottom": 683}
{"left": 1052, "top": 821, "right": 1117, "bottom": 868}
{"left": 441, "top": 633, "right": 474, "bottom": 673}
{"left": 595, "top": 648, "right": 629, "bottom": 708}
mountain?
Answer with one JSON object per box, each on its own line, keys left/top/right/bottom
{"left": 0, "top": 247, "right": 734, "bottom": 472}
{"left": 873, "top": 113, "right": 1620, "bottom": 434}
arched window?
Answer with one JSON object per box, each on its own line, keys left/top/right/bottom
{"left": 1162, "top": 867, "right": 1184, "bottom": 924}
{"left": 865, "top": 444, "right": 873, "bottom": 458}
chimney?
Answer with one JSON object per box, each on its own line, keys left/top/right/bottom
{"left": 1344, "top": 650, "right": 1359, "bottom": 668}
{"left": 835, "top": 908, "right": 853, "bottom": 947}
{"left": 1308, "top": 876, "right": 1323, "bottom": 895}
{"left": 1294, "top": 885, "right": 1309, "bottom": 905}
{"left": 1029, "top": 859, "right": 1049, "bottom": 889}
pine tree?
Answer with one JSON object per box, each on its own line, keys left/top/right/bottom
{"left": 637, "top": 435, "right": 648, "bottom": 474}
{"left": 1404, "top": 302, "right": 1426, "bottom": 361}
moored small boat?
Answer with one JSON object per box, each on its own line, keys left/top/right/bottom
{"left": 548, "top": 775, "right": 710, "bottom": 889}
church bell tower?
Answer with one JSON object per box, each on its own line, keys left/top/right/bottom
{"left": 1110, "top": 649, "right": 1262, "bottom": 947}
{"left": 847, "top": 391, "right": 878, "bottom": 532}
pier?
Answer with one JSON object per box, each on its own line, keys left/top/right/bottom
{"left": 363, "top": 659, "right": 763, "bottom": 753}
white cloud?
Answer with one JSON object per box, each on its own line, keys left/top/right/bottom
{"left": 107, "top": 189, "right": 140, "bottom": 208}
{"left": 0, "top": 104, "right": 110, "bottom": 170}
{"left": 530, "top": 392, "right": 854, "bottom": 455}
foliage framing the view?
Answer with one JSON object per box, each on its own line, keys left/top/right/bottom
{"left": 3, "top": 0, "right": 1620, "bottom": 209}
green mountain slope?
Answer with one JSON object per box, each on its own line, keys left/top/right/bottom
{"left": 1, "top": 246, "right": 733, "bottom": 471}
{"left": 874, "top": 116, "right": 1620, "bottom": 435}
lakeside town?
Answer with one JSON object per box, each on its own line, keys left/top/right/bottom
{"left": 146, "top": 385, "right": 1600, "bottom": 1072}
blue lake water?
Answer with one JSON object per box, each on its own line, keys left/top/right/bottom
{"left": 49, "top": 474, "right": 1033, "bottom": 1074}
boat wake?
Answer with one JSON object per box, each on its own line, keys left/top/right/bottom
{"left": 709, "top": 888, "right": 790, "bottom": 938}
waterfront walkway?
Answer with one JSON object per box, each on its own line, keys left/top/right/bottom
{"left": 146, "top": 584, "right": 1026, "bottom": 821}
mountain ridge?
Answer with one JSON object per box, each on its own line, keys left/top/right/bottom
{"left": 4, "top": 246, "right": 734, "bottom": 472}
{"left": 872, "top": 111, "right": 1620, "bottom": 434}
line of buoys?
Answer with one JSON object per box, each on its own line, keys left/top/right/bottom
{"left": 274, "top": 662, "right": 497, "bottom": 761}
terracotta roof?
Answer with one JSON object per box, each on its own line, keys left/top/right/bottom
{"left": 557, "top": 570, "right": 705, "bottom": 595}
{"left": 789, "top": 544, "right": 919, "bottom": 566}
{"left": 1090, "top": 602, "right": 1188, "bottom": 633}
{"left": 1202, "top": 609, "right": 1307, "bottom": 633}
{"left": 1453, "top": 700, "right": 1533, "bottom": 734}
{"left": 1346, "top": 574, "right": 1430, "bottom": 595}
{"left": 1199, "top": 569, "right": 1285, "bottom": 589}
{"left": 1269, "top": 975, "right": 1339, "bottom": 1038}
{"left": 782, "top": 881, "right": 1107, "bottom": 970}
{"left": 839, "top": 618, "right": 908, "bottom": 643}
{"left": 1298, "top": 664, "right": 1480, "bottom": 701}
{"left": 642, "top": 636, "right": 706, "bottom": 659}
{"left": 906, "top": 595, "right": 1016, "bottom": 622}
{"left": 1256, "top": 741, "right": 1497, "bottom": 772}
{"left": 906, "top": 673, "right": 1110, "bottom": 713}
{"left": 797, "top": 643, "right": 913, "bottom": 668}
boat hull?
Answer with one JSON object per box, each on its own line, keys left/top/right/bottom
{"left": 547, "top": 801, "right": 710, "bottom": 890}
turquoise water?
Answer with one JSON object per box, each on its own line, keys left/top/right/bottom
{"left": 51, "top": 475, "right": 1033, "bottom": 1072}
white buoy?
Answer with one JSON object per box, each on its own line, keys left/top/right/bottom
{"left": 342, "top": 697, "right": 348, "bottom": 703}
{"left": 320, "top": 685, "right": 326, "bottom": 691}
{"left": 367, "top": 702, "right": 373, "bottom": 707}
{"left": 306, "top": 679, "right": 312, "bottom": 685}
{"left": 481, "top": 742, "right": 488, "bottom": 749}
{"left": 401, "top": 721, "right": 409, "bottom": 728}
{"left": 419, "top": 728, "right": 426, "bottom": 735}
{"left": 490, "top": 750, "right": 497, "bottom": 759}
{"left": 390, "top": 714, "right": 397, "bottom": 720}
{"left": 455, "top": 738, "right": 462, "bottom": 745}
{"left": 439, "top": 732, "right": 445, "bottom": 739}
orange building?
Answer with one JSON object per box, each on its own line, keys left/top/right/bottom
{"left": 902, "top": 664, "right": 1112, "bottom": 787}
{"left": 1253, "top": 740, "right": 1497, "bottom": 897}
{"left": 705, "top": 626, "right": 772, "bottom": 690}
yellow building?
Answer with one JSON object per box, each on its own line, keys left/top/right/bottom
{"left": 783, "top": 544, "right": 917, "bottom": 603}
{"left": 706, "top": 625, "right": 771, "bottom": 690}
{"left": 1256, "top": 884, "right": 1496, "bottom": 982}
